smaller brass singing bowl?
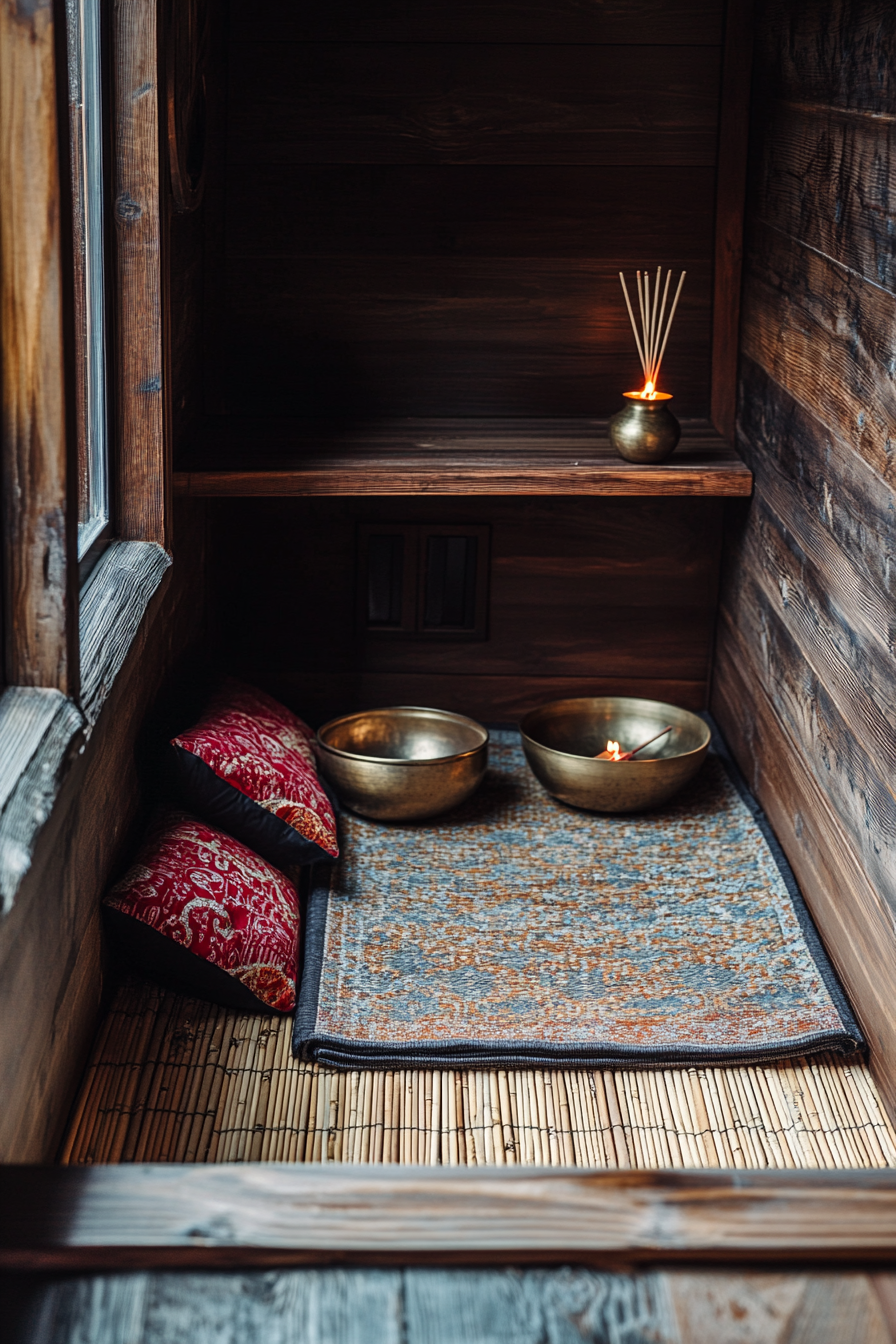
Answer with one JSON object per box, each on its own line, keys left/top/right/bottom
{"left": 316, "top": 707, "right": 489, "bottom": 822}
{"left": 520, "top": 696, "right": 710, "bottom": 813}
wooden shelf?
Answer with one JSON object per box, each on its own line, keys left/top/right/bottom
{"left": 173, "top": 417, "right": 752, "bottom": 498}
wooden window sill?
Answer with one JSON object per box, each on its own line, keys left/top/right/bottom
{"left": 0, "top": 541, "right": 170, "bottom": 916}
{"left": 79, "top": 542, "right": 171, "bottom": 727}
{"left": 173, "top": 417, "right": 752, "bottom": 498}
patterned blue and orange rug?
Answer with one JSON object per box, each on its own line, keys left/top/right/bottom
{"left": 294, "top": 730, "right": 862, "bottom": 1069}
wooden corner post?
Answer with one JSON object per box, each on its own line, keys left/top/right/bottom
{"left": 112, "top": 0, "right": 168, "bottom": 547}
{"left": 0, "top": 0, "right": 77, "bottom": 692}
{"left": 710, "top": 0, "right": 754, "bottom": 442}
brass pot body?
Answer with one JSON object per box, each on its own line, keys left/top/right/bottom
{"left": 316, "top": 706, "right": 489, "bottom": 821}
{"left": 609, "top": 397, "right": 681, "bottom": 463}
{"left": 520, "top": 696, "right": 709, "bottom": 813}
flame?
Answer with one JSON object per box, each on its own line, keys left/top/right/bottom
{"left": 640, "top": 380, "right": 657, "bottom": 400}
{"left": 596, "top": 739, "right": 625, "bottom": 760}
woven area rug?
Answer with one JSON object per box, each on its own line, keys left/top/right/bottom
{"left": 294, "top": 730, "right": 862, "bottom": 1069}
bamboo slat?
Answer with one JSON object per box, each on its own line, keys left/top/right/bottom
{"left": 61, "top": 981, "right": 896, "bottom": 1171}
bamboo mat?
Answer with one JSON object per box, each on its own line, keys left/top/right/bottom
{"left": 60, "top": 978, "right": 896, "bottom": 1168}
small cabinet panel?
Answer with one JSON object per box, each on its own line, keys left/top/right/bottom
{"left": 358, "top": 523, "right": 489, "bottom": 640}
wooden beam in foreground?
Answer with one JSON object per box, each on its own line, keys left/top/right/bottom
{"left": 3, "top": 1166, "right": 896, "bottom": 1270}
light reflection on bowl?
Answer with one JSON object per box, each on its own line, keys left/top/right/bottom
{"left": 316, "top": 706, "right": 488, "bottom": 821}
{"left": 520, "top": 696, "right": 709, "bottom": 813}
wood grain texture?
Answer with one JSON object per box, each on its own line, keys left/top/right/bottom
{"left": 225, "top": 164, "right": 716, "bottom": 261}
{"left": 266, "top": 675, "right": 708, "bottom": 726}
{"left": 175, "top": 419, "right": 749, "bottom": 496}
{"left": 753, "top": 0, "right": 896, "bottom": 113}
{"left": 0, "top": 689, "right": 84, "bottom": 914}
{"left": 166, "top": 195, "right": 206, "bottom": 454}
{"left": 401, "top": 1269, "right": 677, "bottom": 1343}
{"left": 710, "top": 0, "right": 753, "bottom": 440}
{"left": 756, "top": 101, "right": 896, "bottom": 294}
{"left": 668, "top": 1271, "right": 894, "bottom": 1343}
{"left": 79, "top": 542, "right": 172, "bottom": 727}
{"left": 221, "top": 257, "right": 711, "bottom": 418}
{"left": 719, "top": 506, "right": 896, "bottom": 908}
{"left": 740, "top": 220, "right": 896, "bottom": 486}
{"left": 210, "top": 494, "right": 721, "bottom": 719}
{"left": 7, "top": 1268, "right": 896, "bottom": 1344}
{"left": 210, "top": 2, "right": 730, "bottom": 422}
{"left": 229, "top": 44, "right": 722, "bottom": 167}
{"left": 715, "top": 0, "right": 896, "bottom": 1120}
{"left": 7, "top": 1166, "right": 896, "bottom": 1268}
{"left": 112, "top": 0, "right": 166, "bottom": 543}
{"left": 0, "top": 500, "right": 207, "bottom": 1163}
{"left": 229, "top": 0, "right": 725, "bottom": 45}
{"left": 736, "top": 359, "right": 896, "bottom": 613}
{"left": 0, "top": 0, "right": 74, "bottom": 690}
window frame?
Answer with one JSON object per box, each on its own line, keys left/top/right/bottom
{"left": 0, "top": 0, "right": 170, "bottom": 915}
{"left": 66, "top": 0, "right": 111, "bottom": 564}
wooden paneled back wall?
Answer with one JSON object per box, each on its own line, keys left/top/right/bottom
{"left": 212, "top": 496, "right": 722, "bottom": 724}
{"left": 211, "top": 0, "right": 727, "bottom": 419}
{"left": 712, "top": 0, "right": 896, "bottom": 1110}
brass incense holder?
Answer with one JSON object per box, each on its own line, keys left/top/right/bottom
{"left": 316, "top": 706, "right": 488, "bottom": 821}
{"left": 609, "top": 392, "right": 681, "bottom": 464}
{"left": 520, "top": 696, "right": 709, "bottom": 813}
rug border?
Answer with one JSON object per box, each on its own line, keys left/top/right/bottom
{"left": 702, "top": 715, "right": 863, "bottom": 1047}
{"left": 294, "top": 720, "right": 865, "bottom": 1067}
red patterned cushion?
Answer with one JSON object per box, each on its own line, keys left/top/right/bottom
{"left": 104, "top": 813, "right": 299, "bottom": 1012}
{"left": 170, "top": 680, "right": 338, "bottom": 866}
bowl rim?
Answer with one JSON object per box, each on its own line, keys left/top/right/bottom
{"left": 519, "top": 695, "right": 710, "bottom": 765}
{"left": 316, "top": 705, "right": 489, "bottom": 767}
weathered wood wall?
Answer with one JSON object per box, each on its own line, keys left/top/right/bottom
{"left": 712, "top": 0, "right": 896, "bottom": 1111}
{"left": 207, "top": 0, "right": 726, "bottom": 420}
{"left": 4, "top": 1267, "right": 896, "bottom": 1343}
{"left": 213, "top": 495, "right": 722, "bottom": 723}
{"left": 0, "top": 0, "right": 75, "bottom": 693}
{"left": 0, "top": 500, "right": 207, "bottom": 1163}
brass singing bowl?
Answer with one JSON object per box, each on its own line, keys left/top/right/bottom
{"left": 520, "top": 696, "right": 710, "bottom": 813}
{"left": 316, "top": 707, "right": 489, "bottom": 822}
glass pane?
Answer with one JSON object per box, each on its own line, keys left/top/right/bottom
{"left": 67, "top": 0, "right": 108, "bottom": 559}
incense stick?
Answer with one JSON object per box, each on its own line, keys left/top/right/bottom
{"left": 618, "top": 267, "right": 686, "bottom": 391}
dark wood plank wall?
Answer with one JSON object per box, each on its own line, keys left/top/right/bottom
{"left": 204, "top": 6, "right": 731, "bottom": 715}
{"left": 209, "top": 0, "right": 726, "bottom": 421}
{"left": 712, "top": 0, "right": 896, "bottom": 1111}
{"left": 213, "top": 495, "right": 722, "bottom": 723}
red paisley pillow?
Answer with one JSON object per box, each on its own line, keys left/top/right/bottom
{"left": 104, "top": 813, "right": 299, "bottom": 1012}
{"left": 169, "top": 680, "right": 338, "bottom": 868}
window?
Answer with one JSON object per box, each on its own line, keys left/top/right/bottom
{"left": 66, "top": 0, "right": 109, "bottom": 560}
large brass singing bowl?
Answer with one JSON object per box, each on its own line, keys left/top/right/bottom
{"left": 316, "top": 707, "right": 489, "bottom": 822}
{"left": 520, "top": 696, "right": 710, "bottom": 813}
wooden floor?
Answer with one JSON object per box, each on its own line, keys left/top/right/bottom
{"left": 6, "top": 1268, "right": 896, "bottom": 1344}
{"left": 61, "top": 979, "right": 896, "bottom": 1168}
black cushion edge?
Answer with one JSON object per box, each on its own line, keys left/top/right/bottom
{"left": 104, "top": 906, "right": 293, "bottom": 1014}
{"left": 168, "top": 744, "right": 339, "bottom": 868}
